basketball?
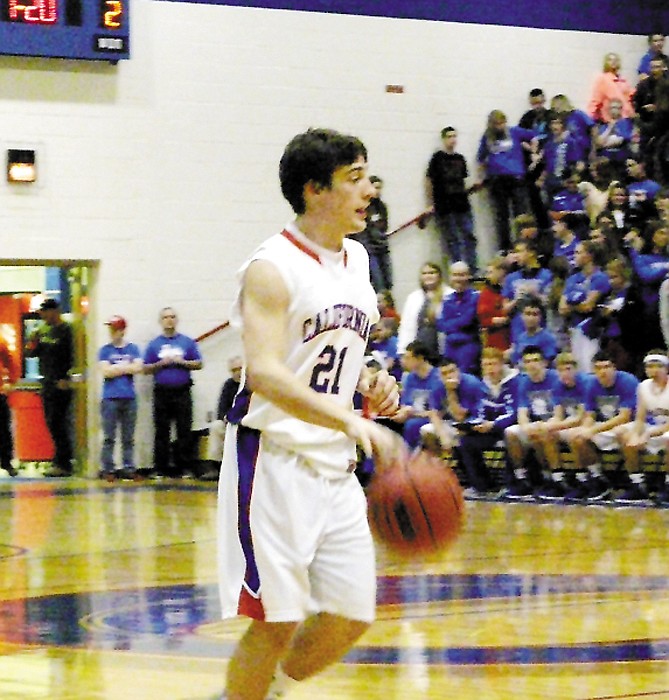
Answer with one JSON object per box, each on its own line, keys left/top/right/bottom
{"left": 367, "top": 448, "right": 465, "bottom": 556}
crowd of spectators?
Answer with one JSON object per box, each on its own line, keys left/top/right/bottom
{"left": 363, "top": 37, "right": 669, "bottom": 506}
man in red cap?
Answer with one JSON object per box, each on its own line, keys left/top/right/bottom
{"left": 98, "top": 315, "right": 143, "bottom": 480}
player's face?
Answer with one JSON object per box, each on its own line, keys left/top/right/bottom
{"left": 523, "top": 353, "right": 545, "bottom": 380}
{"left": 401, "top": 351, "right": 418, "bottom": 373}
{"left": 319, "top": 156, "right": 375, "bottom": 234}
{"left": 645, "top": 361, "right": 667, "bottom": 381}
{"left": 482, "top": 358, "right": 503, "bottom": 382}
{"left": 593, "top": 361, "right": 616, "bottom": 388}
{"left": 557, "top": 363, "right": 577, "bottom": 386}
{"left": 439, "top": 364, "right": 460, "bottom": 388}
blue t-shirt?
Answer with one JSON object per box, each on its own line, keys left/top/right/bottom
{"left": 596, "top": 118, "right": 634, "bottom": 162}
{"left": 565, "top": 110, "right": 595, "bottom": 162}
{"left": 476, "top": 126, "right": 535, "bottom": 178}
{"left": 562, "top": 269, "right": 611, "bottom": 326}
{"left": 433, "top": 372, "right": 487, "bottom": 420}
{"left": 400, "top": 367, "right": 442, "bottom": 412}
{"left": 553, "top": 236, "right": 578, "bottom": 270}
{"left": 99, "top": 342, "right": 141, "bottom": 400}
{"left": 553, "top": 372, "right": 591, "bottom": 418}
{"left": 502, "top": 268, "right": 553, "bottom": 341}
{"left": 586, "top": 371, "right": 639, "bottom": 421}
{"left": 517, "top": 369, "right": 560, "bottom": 422}
{"left": 511, "top": 328, "right": 558, "bottom": 367}
{"left": 144, "top": 333, "right": 202, "bottom": 387}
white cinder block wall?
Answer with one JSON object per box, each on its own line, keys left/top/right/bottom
{"left": 0, "top": 0, "right": 647, "bottom": 471}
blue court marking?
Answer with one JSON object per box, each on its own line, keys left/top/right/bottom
{"left": 6, "top": 574, "right": 669, "bottom": 665}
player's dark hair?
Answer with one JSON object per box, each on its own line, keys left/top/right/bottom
{"left": 593, "top": 349, "right": 616, "bottom": 365}
{"left": 529, "top": 88, "right": 545, "bottom": 98}
{"left": 405, "top": 340, "right": 434, "bottom": 363}
{"left": 521, "top": 344, "right": 545, "bottom": 359}
{"left": 439, "top": 356, "right": 459, "bottom": 368}
{"left": 279, "top": 128, "right": 368, "bottom": 215}
{"left": 440, "top": 126, "right": 457, "bottom": 138}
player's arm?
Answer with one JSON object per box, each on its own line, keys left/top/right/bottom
{"left": 591, "top": 407, "right": 632, "bottom": 435}
{"left": 242, "top": 260, "right": 395, "bottom": 460}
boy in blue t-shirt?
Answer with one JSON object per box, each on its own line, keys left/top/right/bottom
{"left": 532, "top": 352, "right": 591, "bottom": 500}
{"left": 564, "top": 349, "right": 638, "bottom": 501}
{"left": 391, "top": 341, "right": 442, "bottom": 448}
{"left": 98, "top": 315, "right": 143, "bottom": 480}
{"left": 504, "top": 345, "right": 560, "bottom": 498}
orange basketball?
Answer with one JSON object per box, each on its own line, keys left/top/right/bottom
{"left": 367, "top": 449, "right": 465, "bottom": 556}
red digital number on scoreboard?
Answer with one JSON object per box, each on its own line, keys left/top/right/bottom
{"left": 8, "top": 0, "right": 57, "bottom": 24}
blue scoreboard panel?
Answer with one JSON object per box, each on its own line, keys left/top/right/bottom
{"left": 0, "top": 0, "right": 129, "bottom": 61}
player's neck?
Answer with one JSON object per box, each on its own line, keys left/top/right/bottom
{"left": 295, "top": 215, "right": 346, "bottom": 252}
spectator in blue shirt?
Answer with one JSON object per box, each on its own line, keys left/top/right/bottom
{"left": 539, "top": 114, "right": 582, "bottom": 202}
{"left": 391, "top": 341, "right": 442, "bottom": 448}
{"left": 559, "top": 240, "right": 611, "bottom": 372}
{"left": 144, "top": 306, "right": 203, "bottom": 478}
{"left": 593, "top": 99, "right": 635, "bottom": 181}
{"left": 550, "top": 94, "right": 596, "bottom": 166}
{"left": 421, "top": 356, "right": 487, "bottom": 458}
{"left": 509, "top": 297, "right": 558, "bottom": 368}
{"left": 98, "top": 315, "right": 143, "bottom": 481}
{"left": 565, "top": 350, "right": 638, "bottom": 502}
{"left": 504, "top": 345, "right": 560, "bottom": 498}
{"left": 476, "top": 109, "right": 537, "bottom": 251}
{"left": 502, "top": 239, "right": 553, "bottom": 343}
{"left": 533, "top": 352, "right": 591, "bottom": 500}
{"left": 637, "top": 33, "right": 669, "bottom": 79}
{"left": 552, "top": 214, "right": 579, "bottom": 270}
{"left": 437, "top": 262, "right": 480, "bottom": 374}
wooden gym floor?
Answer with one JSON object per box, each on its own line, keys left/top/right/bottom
{"left": 1, "top": 477, "right": 669, "bottom": 700}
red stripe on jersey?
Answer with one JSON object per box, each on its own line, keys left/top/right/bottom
{"left": 281, "top": 230, "right": 322, "bottom": 264}
{"left": 280, "top": 229, "right": 349, "bottom": 268}
{"left": 238, "top": 587, "right": 266, "bottom": 620}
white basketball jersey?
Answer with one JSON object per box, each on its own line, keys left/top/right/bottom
{"left": 639, "top": 377, "right": 669, "bottom": 427}
{"left": 231, "top": 222, "right": 379, "bottom": 478}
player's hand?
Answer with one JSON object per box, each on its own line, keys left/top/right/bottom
{"left": 345, "top": 414, "right": 401, "bottom": 465}
{"left": 358, "top": 369, "right": 399, "bottom": 417}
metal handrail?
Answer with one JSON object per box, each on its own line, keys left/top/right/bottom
{"left": 195, "top": 208, "right": 433, "bottom": 343}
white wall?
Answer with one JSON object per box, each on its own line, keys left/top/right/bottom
{"left": 0, "top": 1, "right": 647, "bottom": 469}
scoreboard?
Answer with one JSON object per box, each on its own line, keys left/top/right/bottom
{"left": 0, "top": 0, "right": 129, "bottom": 61}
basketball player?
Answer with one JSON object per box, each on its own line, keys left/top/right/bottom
{"left": 217, "top": 129, "right": 400, "bottom": 700}
{"left": 620, "top": 351, "right": 669, "bottom": 502}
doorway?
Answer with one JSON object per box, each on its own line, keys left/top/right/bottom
{"left": 0, "top": 260, "right": 98, "bottom": 476}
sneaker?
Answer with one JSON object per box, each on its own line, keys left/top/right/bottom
{"left": 44, "top": 466, "right": 72, "bottom": 478}
{"left": 505, "top": 480, "right": 534, "bottom": 500}
{"left": 98, "top": 470, "right": 117, "bottom": 482}
{"left": 584, "top": 478, "right": 611, "bottom": 502}
{"left": 3, "top": 464, "right": 17, "bottom": 477}
{"left": 563, "top": 482, "right": 588, "bottom": 501}
{"left": 655, "top": 487, "right": 669, "bottom": 506}
{"left": 535, "top": 481, "right": 566, "bottom": 501}
{"left": 614, "top": 485, "right": 649, "bottom": 505}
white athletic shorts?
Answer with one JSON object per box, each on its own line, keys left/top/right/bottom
{"left": 504, "top": 423, "right": 544, "bottom": 447}
{"left": 217, "top": 424, "right": 376, "bottom": 624}
{"left": 591, "top": 422, "right": 633, "bottom": 452}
